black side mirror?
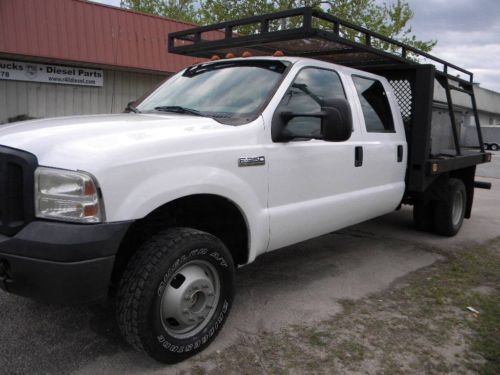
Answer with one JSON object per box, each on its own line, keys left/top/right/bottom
{"left": 272, "top": 97, "right": 352, "bottom": 142}
{"left": 321, "top": 98, "right": 352, "bottom": 142}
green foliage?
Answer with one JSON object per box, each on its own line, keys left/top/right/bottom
{"left": 120, "top": 0, "right": 436, "bottom": 52}
{"left": 120, "top": 0, "right": 199, "bottom": 23}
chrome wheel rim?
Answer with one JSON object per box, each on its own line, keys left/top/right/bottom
{"left": 160, "top": 260, "right": 220, "bottom": 339}
{"left": 451, "top": 190, "right": 465, "bottom": 227}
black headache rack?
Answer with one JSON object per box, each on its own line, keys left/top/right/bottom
{"left": 168, "top": 7, "right": 490, "bottom": 193}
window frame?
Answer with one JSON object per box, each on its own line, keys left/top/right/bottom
{"left": 273, "top": 66, "right": 348, "bottom": 142}
{"left": 351, "top": 74, "right": 396, "bottom": 134}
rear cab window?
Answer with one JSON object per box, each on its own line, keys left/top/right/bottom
{"left": 352, "top": 75, "right": 395, "bottom": 133}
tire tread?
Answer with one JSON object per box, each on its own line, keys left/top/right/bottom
{"left": 116, "top": 228, "right": 216, "bottom": 354}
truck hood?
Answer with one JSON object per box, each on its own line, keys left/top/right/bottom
{"left": 0, "top": 113, "right": 244, "bottom": 169}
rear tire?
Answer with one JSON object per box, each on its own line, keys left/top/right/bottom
{"left": 117, "top": 228, "right": 235, "bottom": 363}
{"left": 413, "top": 200, "right": 434, "bottom": 232}
{"left": 484, "top": 143, "right": 491, "bottom": 150}
{"left": 433, "top": 178, "right": 466, "bottom": 237}
{"left": 490, "top": 143, "right": 499, "bottom": 151}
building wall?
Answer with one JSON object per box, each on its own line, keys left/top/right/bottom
{"left": 0, "top": 0, "right": 203, "bottom": 73}
{"left": 0, "top": 68, "right": 167, "bottom": 123}
{"left": 463, "top": 121, "right": 500, "bottom": 146}
{"left": 432, "top": 81, "right": 500, "bottom": 149}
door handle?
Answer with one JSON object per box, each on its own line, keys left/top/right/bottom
{"left": 397, "top": 145, "right": 403, "bottom": 162}
{"left": 355, "top": 146, "right": 363, "bottom": 167}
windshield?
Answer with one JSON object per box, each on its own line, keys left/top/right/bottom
{"left": 136, "top": 60, "right": 289, "bottom": 125}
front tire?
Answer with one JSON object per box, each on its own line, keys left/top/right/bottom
{"left": 433, "top": 178, "right": 466, "bottom": 236}
{"left": 117, "top": 228, "right": 235, "bottom": 363}
{"left": 490, "top": 143, "right": 499, "bottom": 151}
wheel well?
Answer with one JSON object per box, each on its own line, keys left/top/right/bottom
{"left": 109, "top": 194, "right": 249, "bottom": 293}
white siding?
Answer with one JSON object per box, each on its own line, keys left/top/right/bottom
{"left": 0, "top": 69, "right": 167, "bottom": 123}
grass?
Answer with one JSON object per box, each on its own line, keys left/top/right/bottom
{"left": 191, "top": 238, "right": 500, "bottom": 374}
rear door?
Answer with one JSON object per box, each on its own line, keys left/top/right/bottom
{"left": 349, "top": 74, "right": 407, "bottom": 209}
{"left": 266, "top": 66, "right": 406, "bottom": 252}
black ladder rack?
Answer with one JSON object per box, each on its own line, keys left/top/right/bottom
{"left": 168, "top": 7, "right": 473, "bottom": 87}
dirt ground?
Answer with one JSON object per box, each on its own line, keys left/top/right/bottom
{"left": 185, "top": 238, "right": 500, "bottom": 374}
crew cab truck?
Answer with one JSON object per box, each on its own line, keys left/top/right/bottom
{"left": 0, "top": 8, "right": 491, "bottom": 363}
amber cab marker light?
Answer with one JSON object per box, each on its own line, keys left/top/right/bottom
{"left": 211, "top": 54, "right": 221, "bottom": 60}
{"left": 431, "top": 163, "right": 439, "bottom": 173}
{"left": 273, "top": 50, "right": 285, "bottom": 57}
{"left": 242, "top": 51, "right": 252, "bottom": 57}
{"left": 225, "top": 52, "right": 235, "bottom": 59}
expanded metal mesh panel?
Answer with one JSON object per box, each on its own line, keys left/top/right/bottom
{"left": 389, "top": 79, "right": 413, "bottom": 124}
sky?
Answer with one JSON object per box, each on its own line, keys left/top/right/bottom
{"left": 93, "top": 0, "right": 500, "bottom": 92}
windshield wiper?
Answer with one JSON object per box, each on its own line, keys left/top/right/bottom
{"left": 154, "top": 106, "right": 206, "bottom": 117}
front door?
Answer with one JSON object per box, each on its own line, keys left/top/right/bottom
{"left": 267, "top": 66, "right": 367, "bottom": 251}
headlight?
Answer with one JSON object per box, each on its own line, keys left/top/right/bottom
{"left": 35, "top": 167, "right": 105, "bottom": 223}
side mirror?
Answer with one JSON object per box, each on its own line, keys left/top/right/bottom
{"left": 124, "top": 100, "right": 139, "bottom": 113}
{"left": 272, "top": 98, "right": 352, "bottom": 142}
{"left": 321, "top": 98, "right": 352, "bottom": 142}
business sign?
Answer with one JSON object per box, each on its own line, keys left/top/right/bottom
{"left": 0, "top": 59, "right": 103, "bottom": 87}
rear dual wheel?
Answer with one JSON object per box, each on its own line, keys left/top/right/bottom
{"left": 434, "top": 178, "right": 467, "bottom": 236}
{"left": 413, "top": 178, "right": 467, "bottom": 237}
{"left": 117, "top": 228, "right": 235, "bottom": 363}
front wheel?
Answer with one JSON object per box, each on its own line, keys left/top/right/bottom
{"left": 117, "top": 228, "right": 235, "bottom": 363}
{"left": 490, "top": 143, "right": 499, "bottom": 151}
{"left": 433, "top": 178, "right": 467, "bottom": 236}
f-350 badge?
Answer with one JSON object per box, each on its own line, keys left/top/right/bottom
{"left": 238, "top": 156, "right": 265, "bottom": 167}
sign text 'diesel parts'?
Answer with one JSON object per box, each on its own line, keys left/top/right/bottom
{"left": 0, "top": 59, "right": 103, "bottom": 87}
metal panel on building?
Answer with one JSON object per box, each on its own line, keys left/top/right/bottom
{"left": 0, "top": 69, "right": 166, "bottom": 122}
{"left": 0, "top": 0, "right": 205, "bottom": 73}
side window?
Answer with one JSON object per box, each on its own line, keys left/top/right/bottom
{"left": 352, "top": 76, "right": 394, "bottom": 133}
{"left": 277, "top": 68, "right": 346, "bottom": 139}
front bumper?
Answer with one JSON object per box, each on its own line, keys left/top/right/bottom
{"left": 0, "top": 220, "right": 132, "bottom": 304}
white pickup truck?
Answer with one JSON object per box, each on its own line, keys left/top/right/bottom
{"left": 0, "top": 8, "right": 491, "bottom": 363}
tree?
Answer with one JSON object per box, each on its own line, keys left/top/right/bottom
{"left": 120, "top": 0, "right": 199, "bottom": 23}
{"left": 121, "top": 0, "right": 436, "bottom": 52}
